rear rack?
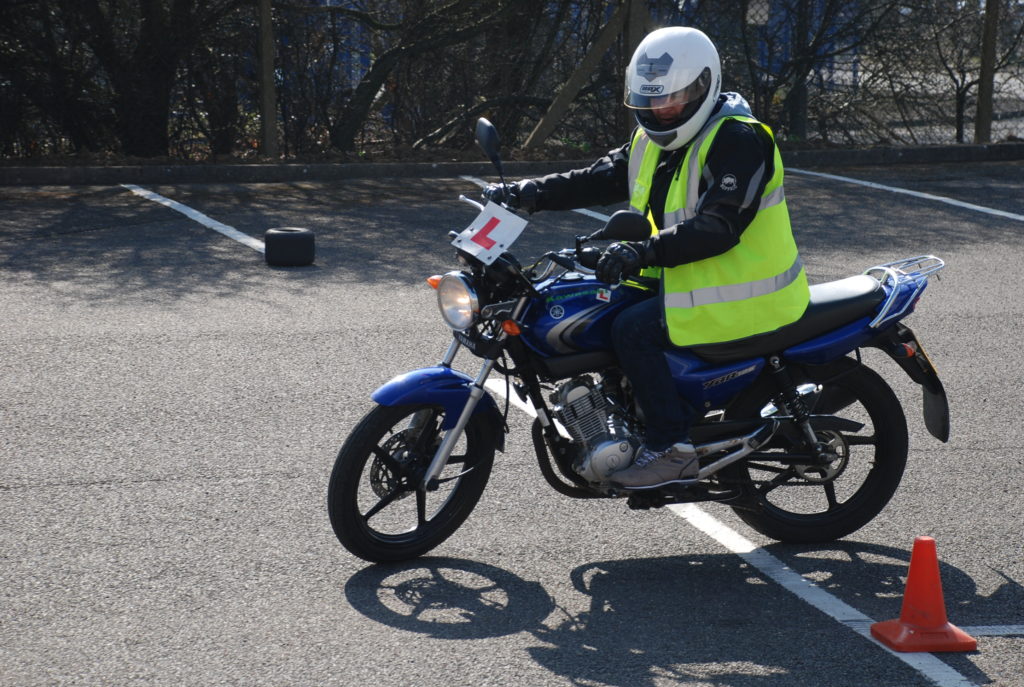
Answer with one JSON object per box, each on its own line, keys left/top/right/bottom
{"left": 863, "top": 255, "right": 945, "bottom": 329}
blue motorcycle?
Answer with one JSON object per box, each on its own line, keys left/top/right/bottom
{"left": 328, "top": 119, "right": 948, "bottom": 563}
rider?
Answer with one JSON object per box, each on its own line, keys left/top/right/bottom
{"left": 485, "top": 26, "right": 810, "bottom": 489}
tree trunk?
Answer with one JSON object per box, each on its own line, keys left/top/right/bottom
{"left": 258, "top": 0, "right": 279, "bottom": 157}
{"left": 974, "top": 0, "right": 999, "bottom": 144}
{"left": 785, "top": 0, "right": 812, "bottom": 140}
{"left": 113, "top": 59, "right": 176, "bottom": 157}
{"left": 955, "top": 88, "right": 967, "bottom": 143}
{"left": 523, "top": 2, "right": 627, "bottom": 150}
{"left": 329, "top": 48, "right": 402, "bottom": 151}
{"left": 328, "top": 3, "right": 510, "bottom": 152}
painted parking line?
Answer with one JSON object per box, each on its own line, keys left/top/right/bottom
{"left": 464, "top": 168, "right": 1024, "bottom": 226}
{"left": 474, "top": 164, "right": 1024, "bottom": 683}
{"left": 960, "top": 625, "right": 1024, "bottom": 637}
{"left": 671, "top": 504, "right": 978, "bottom": 687}
{"left": 483, "top": 379, "right": 977, "bottom": 687}
{"left": 459, "top": 175, "right": 610, "bottom": 221}
{"left": 121, "top": 184, "right": 265, "bottom": 253}
{"left": 789, "top": 168, "right": 1024, "bottom": 223}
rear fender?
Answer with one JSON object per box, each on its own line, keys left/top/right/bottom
{"left": 371, "top": 366, "right": 506, "bottom": 451}
{"left": 867, "top": 324, "right": 949, "bottom": 442}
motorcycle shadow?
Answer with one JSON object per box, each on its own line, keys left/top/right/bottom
{"left": 344, "top": 557, "right": 556, "bottom": 640}
{"left": 344, "top": 543, "right": 1019, "bottom": 685}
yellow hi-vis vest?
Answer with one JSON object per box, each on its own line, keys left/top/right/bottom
{"left": 627, "top": 118, "right": 809, "bottom": 347}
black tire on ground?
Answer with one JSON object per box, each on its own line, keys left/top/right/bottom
{"left": 724, "top": 358, "right": 909, "bottom": 543}
{"left": 264, "top": 227, "right": 315, "bottom": 266}
{"left": 328, "top": 403, "right": 497, "bottom": 563}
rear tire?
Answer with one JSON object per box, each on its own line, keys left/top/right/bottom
{"left": 724, "top": 358, "right": 908, "bottom": 543}
{"left": 328, "top": 403, "right": 496, "bottom": 562}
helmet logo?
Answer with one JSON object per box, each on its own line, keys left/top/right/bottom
{"left": 639, "top": 84, "right": 664, "bottom": 95}
{"left": 636, "top": 51, "right": 673, "bottom": 82}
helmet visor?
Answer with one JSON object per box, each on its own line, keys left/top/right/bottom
{"left": 625, "top": 66, "right": 712, "bottom": 113}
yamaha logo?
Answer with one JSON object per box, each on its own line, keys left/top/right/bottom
{"left": 639, "top": 84, "right": 664, "bottom": 95}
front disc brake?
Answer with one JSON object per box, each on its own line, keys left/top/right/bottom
{"left": 369, "top": 432, "right": 417, "bottom": 500}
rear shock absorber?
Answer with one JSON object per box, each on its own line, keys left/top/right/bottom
{"left": 768, "top": 356, "right": 825, "bottom": 458}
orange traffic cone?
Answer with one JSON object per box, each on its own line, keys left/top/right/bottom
{"left": 870, "top": 536, "right": 977, "bottom": 652}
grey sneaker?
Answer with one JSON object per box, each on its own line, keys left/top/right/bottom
{"left": 609, "top": 442, "right": 699, "bottom": 489}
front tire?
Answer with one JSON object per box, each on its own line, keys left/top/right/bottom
{"left": 328, "top": 403, "right": 496, "bottom": 562}
{"left": 724, "top": 358, "right": 908, "bottom": 543}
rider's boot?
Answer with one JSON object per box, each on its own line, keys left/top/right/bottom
{"left": 609, "top": 442, "right": 699, "bottom": 489}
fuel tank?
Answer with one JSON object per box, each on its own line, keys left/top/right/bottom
{"left": 518, "top": 274, "right": 765, "bottom": 407}
{"left": 518, "top": 275, "right": 651, "bottom": 357}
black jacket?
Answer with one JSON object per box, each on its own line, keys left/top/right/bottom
{"left": 527, "top": 107, "right": 778, "bottom": 268}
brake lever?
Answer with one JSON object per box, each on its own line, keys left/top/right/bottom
{"left": 458, "top": 195, "right": 485, "bottom": 212}
{"left": 548, "top": 252, "right": 577, "bottom": 271}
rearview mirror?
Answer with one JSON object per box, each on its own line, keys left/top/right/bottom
{"left": 475, "top": 118, "right": 503, "bottom": 174}
{"left": 590, "top": 210, "right": 651, "bottom": 242}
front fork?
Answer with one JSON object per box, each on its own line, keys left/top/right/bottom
{"left": 419, "top": 298, "right": 527, "bottom": 490}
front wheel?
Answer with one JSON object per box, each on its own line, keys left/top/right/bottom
{"left": 723, "top": 358, "right": 908, "bottom": 543}
{"left": 328, "top": 403, "right": 496, "bottom": 562}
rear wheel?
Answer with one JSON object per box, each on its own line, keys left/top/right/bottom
{"left": 328, "top": 403, "right": 496, "bottom": 562}
{"left": 724, "top": 358, "right": 908, "bottom": 543}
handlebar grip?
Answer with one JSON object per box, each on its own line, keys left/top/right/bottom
{"left": 578, "top": 247, "right": 601, "bottom": 270}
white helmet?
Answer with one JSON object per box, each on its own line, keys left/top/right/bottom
{"left": 624, "top": 27, "right": 721, "bottom": 151}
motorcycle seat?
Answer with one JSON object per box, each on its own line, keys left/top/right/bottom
{"left": 690, "top": 274, "right": 884, "bottom": 363}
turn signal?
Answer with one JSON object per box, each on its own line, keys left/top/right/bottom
{"left": 501, "top": 320, "right": 522, "bottom": 336}
{"left": 426, "top": 275, "right": 442, "bottom": 289}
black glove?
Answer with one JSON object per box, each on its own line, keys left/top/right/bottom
{"left": 482, "top": 180, "right": 538, "bottom": 212}
{"left": 595, "top": 241, "right": 650, "bottom": 284}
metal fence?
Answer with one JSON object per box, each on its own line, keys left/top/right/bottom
{"left": 1, "top": 0, "right": 1022, "bottom": 160}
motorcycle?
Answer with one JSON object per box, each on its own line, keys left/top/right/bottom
{"left": 328, "top": 118, "right": 949, "bottom": 563}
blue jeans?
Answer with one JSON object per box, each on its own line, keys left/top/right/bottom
{"left": 610, "top": 295, "right": 696, "bottom": 451}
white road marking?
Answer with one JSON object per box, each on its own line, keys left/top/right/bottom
{"left": 486, "top": 370, "right": 979, "bottom": 684}
{"left": 129, "top": 170, "right": 1019, "bottom": 674}
{"left": 488, "top": 375, "right": 978, "bottom": 685}
{"left": 789, "top": 168, "right": 1024, "bottom": 223}
{"left": 670, "top": 504, "right": 977, "bottom": 687}
{"left": 121, "top": 183, "right": 265, "bottom": 253}
{"left": 460, "top": 175, "right": 612, "bottom": 222}
{"left": 473, "top": 162, "right": 1023, "bottom": 683}
{"left": 959, "top": 625, "right": 1024, "bottom": 636}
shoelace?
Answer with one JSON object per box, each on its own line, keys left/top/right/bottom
{"left": 634, "top": 448, "right": 668, "bottom": 467}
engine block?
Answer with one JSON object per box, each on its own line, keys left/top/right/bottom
{"left": 551, "top": 376, "right": 638, "bottom": 483}
{"left": 551, "top": 377, "right": 608, "bottom": 448}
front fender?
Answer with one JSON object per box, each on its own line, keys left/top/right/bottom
{"left": 371, "top": 366, "right": 505, "bottom": 450}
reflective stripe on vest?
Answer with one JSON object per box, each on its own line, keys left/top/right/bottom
{"left": 664, "top": 255, "right": 804, "bottom": 309}
{"left": 626, "top": 117, "right": 809, "bottom": 346}
{"left": 628, "top": 131, "right": 661, "bottom": 215}
{"left": 628, "top": 124, "right": 788, "bottom": 229}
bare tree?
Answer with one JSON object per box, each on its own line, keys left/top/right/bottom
{"left": 67, "top": 0, "right": 246, "bottom": 157}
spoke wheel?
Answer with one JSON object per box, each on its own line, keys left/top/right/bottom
{"left": 724, "top": 358, "right": 908, "bottom": 543}
{"left": 328, "top": 403, "right": 496, "bottom": 562}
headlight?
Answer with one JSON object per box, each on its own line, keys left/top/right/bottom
{"left": 437, "top": 272, "right": 480, "bottom": 331}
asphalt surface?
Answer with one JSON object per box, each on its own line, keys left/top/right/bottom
{"left": 1, "top": 159, "right": 1023, "bottom": 686}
